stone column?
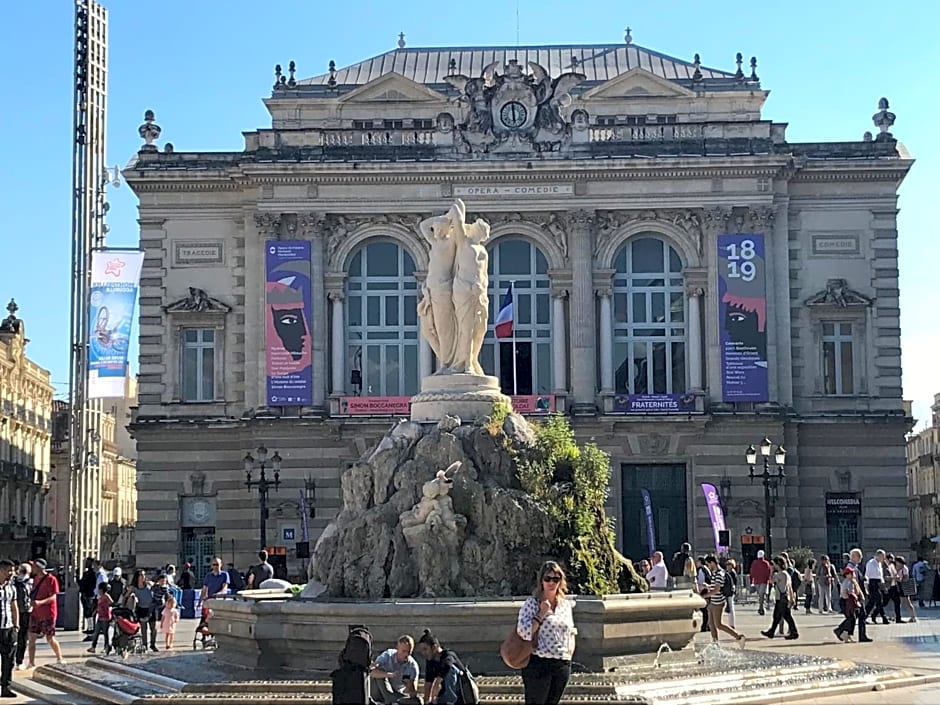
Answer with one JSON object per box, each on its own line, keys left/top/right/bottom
{"left": 687, "top": 289, "right": 704, "bottom": 391}
{"left": 328, "top": 288, "right": 346, "bottom": 397}
{"left": 301, "top": 213, "right": 328, "bottom": 408}
{"left": 598, "top": 287, "right": 614, "bottom": 394}
{"left": 551, "top": 291, "right": 568, "bottom": 393}
{"left": 566, "top": 210, "right": 597, "bottom": 413}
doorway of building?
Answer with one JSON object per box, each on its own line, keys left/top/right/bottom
{"left": 620, "top": 463, "right": 688, "bottom": 561}
{"left": 180, "top": 527, "right": 217, "bottom": 584}
{"left": 498, "top": 341, "right": 532, "bottom": 395}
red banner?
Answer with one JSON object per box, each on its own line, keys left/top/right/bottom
{"left": 341, "top": 397, "right": 411, "bottom": 415}
{"left": 510, "top": 395, "right": 555, "bottom": 414}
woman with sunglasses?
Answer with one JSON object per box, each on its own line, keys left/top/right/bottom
{"left": 516, "top": 561, "right": 577, "bottom": 705}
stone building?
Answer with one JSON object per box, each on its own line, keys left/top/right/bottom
{"left": 48, "top": 373, "right": 138, "bottom": 568}
{"left": 0, "top": 300, "right": 53, "bottom": 560}
{"left": 124, "top": 38, "right": 913, "bottom": 577}
{"left": 907, "top": 394, "right": 940, "bottom": 561}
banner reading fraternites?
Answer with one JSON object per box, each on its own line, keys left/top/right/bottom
{"left": 88, "top": 250, "right": 144, "bottom": 398}
{"left": 701, "top": 483, "right": 727, "bottom": 553}
{"left": 265, "top": 241, "right": 313, "bottom": 405}
{"left": 717, "top": 233, "right": 769, "bottom": 401}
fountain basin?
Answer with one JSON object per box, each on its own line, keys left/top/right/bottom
{"left": 208, "top": 590, "right": 705, "bottom": 673}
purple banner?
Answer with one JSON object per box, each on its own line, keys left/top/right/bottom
{"left": 640, "top": 488, "right": 656, "bottom": 557}
{"left": 265, "top": 241, "right": 313, "bottom": 405}
{"left": 613, "top": 393, "right": 695, "bottom": 414}
{"left": 717, "top": 233, "right": 768, "bottom": 401}
{"left": 701, "top": 483, "right": 727, "bottom": 553}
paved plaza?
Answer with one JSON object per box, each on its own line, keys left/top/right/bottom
{"left": 3, "top": 603, "right": 939, "bottom": 703}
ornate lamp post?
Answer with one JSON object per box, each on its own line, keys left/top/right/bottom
{"left": 718, "top": 476, "right": 732, "bottom": 517}
{"left": 746, "top": 437, "right": 786, "bottom": 556}
{"left": 244, "top": 446, "right": 282, "bottom": 550}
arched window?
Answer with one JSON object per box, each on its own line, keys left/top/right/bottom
{"left": 480, "top": 239, "right": 552, "bottom": 395}
{"left": 612, "top": 237, "right": 686, "bottom": 394}
{"left": 346, "top": 241, "right": 419, "bottom": 396}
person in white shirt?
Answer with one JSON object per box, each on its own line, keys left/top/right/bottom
{"left": 645, "top": 552, "right": 669, "bottom": 591}
{"left": 864, "top": 550, "right": 888, "bottom": 624}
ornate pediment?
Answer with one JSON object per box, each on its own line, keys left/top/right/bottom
{"left": 442, "top": 59, "right": 586, "bottom": 154}
{"left": 805, "top": 279, "right": 873, "bottom": 308}
{"left": 164, "top": 287, "right": 231, "bottom": 314}
{"left": 338, "top": 73, "right": 448, "bottom": 103}
{"left": 581, "top": 68, "right": 695, "bottom": 100}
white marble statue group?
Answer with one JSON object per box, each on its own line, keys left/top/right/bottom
{"left": 417, "top": 200, "right": 490, "bottom": 376}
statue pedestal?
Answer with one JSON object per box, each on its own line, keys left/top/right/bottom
{"left": 410, "top": 373, "right": 511, "bottom": 422}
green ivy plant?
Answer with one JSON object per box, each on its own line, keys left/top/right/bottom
{"left": 515, "top": 415, "right": 646, "bottom": 595}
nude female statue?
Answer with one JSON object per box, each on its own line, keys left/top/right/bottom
{"left": 451, "top": 214, "right": 490, "bottom": 375}
{"left": 416, "top": 201, "right": 463, "bottom": 370}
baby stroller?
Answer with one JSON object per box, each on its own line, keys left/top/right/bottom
{"left": 193, "top": 606, "right": 217, "bottom": 650}
{"left": 111, "top": 607, "right": 146, "bottom": 658}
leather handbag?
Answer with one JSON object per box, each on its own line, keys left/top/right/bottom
{"left": 499, "top": 627, "right": 533, "bottom": 670}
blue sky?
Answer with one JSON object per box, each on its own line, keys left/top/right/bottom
{"left": 1, "top": 1, "right": 937, "bottom": 424}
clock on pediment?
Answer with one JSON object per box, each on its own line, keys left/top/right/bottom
{"left": 499, "top": 101, "right": 528, "bottom": 129}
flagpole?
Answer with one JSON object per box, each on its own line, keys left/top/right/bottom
{"left": 511, "top": 280, "right": 518, "bottom": 396}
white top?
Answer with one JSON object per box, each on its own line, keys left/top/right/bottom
{"left": 646, "top": 562, "right": 668, "bottom": 589}
{"left": 517, "top": 595, "right": 577, "bottom": 661}
{"left": 864, "top": 557, "right": 883, "bottom": 581}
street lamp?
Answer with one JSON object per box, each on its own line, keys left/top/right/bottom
{"left": 746, "top": 437, "right": 786, "bottom": 556}
{"left": 244, "top": 445, "right": 282, "bottom": 550}
{"left": 718, "top": 476, "right": 732, "bottom": 517}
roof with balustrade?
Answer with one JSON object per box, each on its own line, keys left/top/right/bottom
{"left": 295, "top": 43, "right": 750, "bottom": 92}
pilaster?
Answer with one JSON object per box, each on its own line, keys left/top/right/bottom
{"left": 566, "top": 210, "right": 597, "bottom": 413}
{"left": 301, "top": 212, "right": 328, "bottom": 408}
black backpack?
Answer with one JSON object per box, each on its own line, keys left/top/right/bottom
{"left": 721, "top": 570, "right": 736, "bottom": 597}
{"left": 458, "top": 665, "right": 480, "bottom": 705}
{"left": 338, "top": 624, "right": 372, "bottom": 670}
{"left": 669, "top": 551, "right": 689, "bottom": 578}
{"left": 13, "top": 580, "right": 30, "bottom": 614}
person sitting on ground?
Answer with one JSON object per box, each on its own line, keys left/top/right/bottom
{"left": 417, "top": 629, "right": 465, "bottom": 705}
{"left": 370, "top": 634, "right": 421, "bottom": 704}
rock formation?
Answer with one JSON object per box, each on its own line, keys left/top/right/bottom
{"left": 311, "top": 413, "right": 556, "bottom": 598}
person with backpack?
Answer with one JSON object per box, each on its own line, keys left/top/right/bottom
{"left": 761, "top": 556, "right": 799, "bottom": 640}
{"left": 668, "top": 543, "right": 695, "bottom": 589}
{"left": 418, "top": 629, "right": 473, "bottom": 705}
{"left": 702, "top": 555, "right": 746, "bottom": 646}
{"left": 370, "top": 634, "right": 421, "bottom": 704}
{"left": 724, "top": 558, "right": 739, "bottom": 628}
{"left": 695, "top": 556, "right": 711, "bottom": 633}
{"left": 749, "top": 550, "right": 773, "bottom": 616}
{"left": 108, "top": 568, "right": 126, "bottom": 604}
{"left": 12, "top": 564, "right": 30, "bottom": 671}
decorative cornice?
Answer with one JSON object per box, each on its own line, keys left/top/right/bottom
{"left": 805, "top": 279, "right": 874, "bottom": 308}
{"left": 164, "top": 287, "right": 232, "bottom": 314}
{"left": 254, "top": 212, "right": 282, "bottom": 237}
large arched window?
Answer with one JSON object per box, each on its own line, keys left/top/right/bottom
{"left": 480, "top": 239, "right": 552, "bottom": 395}
{"left": 346, "top": 241, "right": 419, "bottom": 396}
{"left": 612, "top": 237, "right": 686, "bottom": 394}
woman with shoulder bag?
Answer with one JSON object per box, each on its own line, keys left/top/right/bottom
{"left": 515, "top": 561, "right": 577, "bottom": 705}
{"left": 894, "top": 556, "right": 918, "bottom": 623}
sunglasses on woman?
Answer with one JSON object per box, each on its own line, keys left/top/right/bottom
{"left": 542, "top": 575, "right": 561, "bottom": 583}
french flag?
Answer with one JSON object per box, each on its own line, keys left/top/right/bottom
{"left": 494, "top": 284, "right": 514, "bottom": 339}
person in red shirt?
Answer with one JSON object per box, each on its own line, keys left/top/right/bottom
{"left": 749, "top": 550, "right": 774, "bottom": 616}
{"left": 26, "top": 559, "right": 63, "bottom": 669}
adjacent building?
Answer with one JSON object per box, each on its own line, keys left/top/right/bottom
{"left": 0, "top": 300, "right": 54, "bottom": 560}
{"left": 124, "top": 37, "right": 913, "bottom": 577}
{"left": 907, "top": 394, "right": 940, "bottom": 560}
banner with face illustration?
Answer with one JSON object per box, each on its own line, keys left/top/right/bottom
{"left": 717, "top": 234, "right": 768, "bottom": 401}
{"left": 265, "top": 241, "right": 313, "bottom": 405}
{"left": 88, "top": 250, "right": 144, "bottom": 398}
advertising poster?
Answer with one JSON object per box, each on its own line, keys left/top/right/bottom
{"left": 612, "top": 393, "right": 695, "bottom": 414}
{"left": 701, "top": 483, "right": 727, "bottom": 553}
{"left": 717, "top": 233, "right": 769, "bottom": 401}
{"left": 88, "top": 250, "right": 144, "bottom": 398}
{"left": 265, "top": 241, "right": 313, "bottom": 406}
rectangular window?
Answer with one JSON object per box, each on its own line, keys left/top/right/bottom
{"left": 383, "top": 120, "right": 404, "bottom": 129}
{"left": 822, "top": 322, "right": 855, "bottom": 395}
{"left": 625, "top": 116, "right": 647, "bottom": 126}
{"left": 656, "top": 115, "right": 677, "bottom": 124}
{"left": 413, "top": 119, "right": 433, "bottom": 129}
{"left": 181, "top": 328, "right": 215, "bottom": 402}
{"left": 596, "top": 116, "right": 617, "bottom": 126}
{"left": 352, "top": 120, "right": 374, "bottom": 129}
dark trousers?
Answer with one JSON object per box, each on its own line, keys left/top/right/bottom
{"left": 837, "top": 602, "right": 868, "bottom": 640}
{"left": 865, "top": 579, "right": 885, "bottom": 620}
{"left": 768, "top": 598, "right": 798, "bottom": 637}
{"left": 0, "top": 627, "right": 15, "bottom": 689}
{"left": 14, "top": 613, "right": 27, "bottom": 666}
{"left": 521, "top": 654, "right": 571, "bottom": 705}
{"left": 90, "top": 618, "right": 110, "bottom": 651}
{"left": 886, "top": 585, "right": 901, "bottom": 621}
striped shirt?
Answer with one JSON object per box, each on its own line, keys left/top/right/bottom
{"left": 708, "top": 568, "right": 728, "bottom": 605}
{"left": 0, "top": 582, "right": 16, "bottom": 630}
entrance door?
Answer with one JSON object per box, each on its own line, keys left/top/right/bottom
{"left": 499, "top": 342, "right": 532, "bottom": 395}
{"left": 181, "top": 527, "right": 217, "bottom": 584}
{"left": 620, "top": 464, "right": 687, "bottom": 561}
{"left": 826, "top": 516, "right": 859, "bottom": 560}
